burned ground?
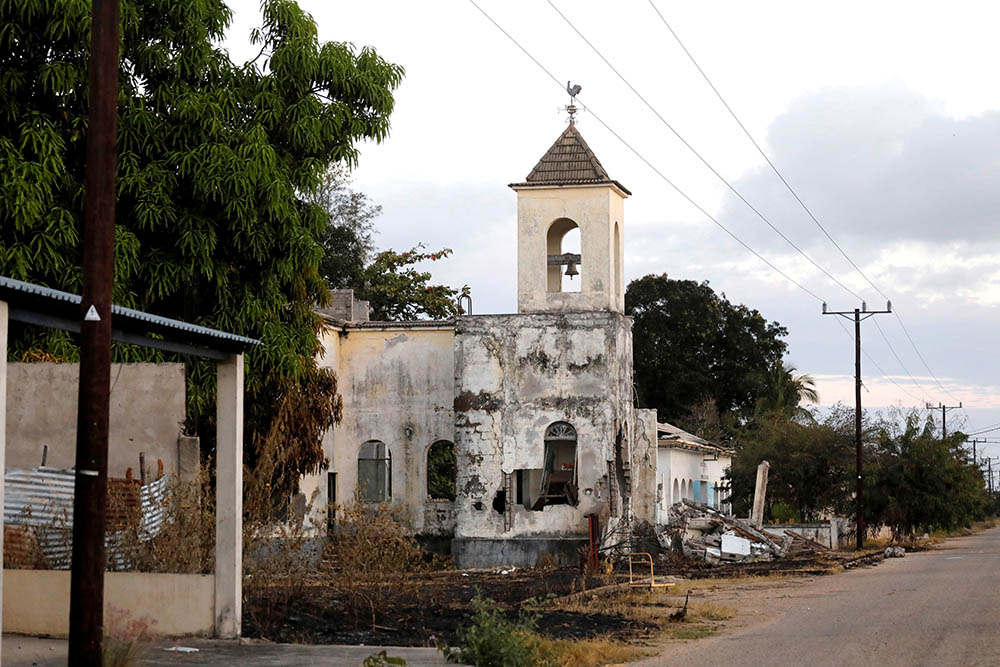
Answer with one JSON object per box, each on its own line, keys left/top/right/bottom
{"left": 243, "top": 566, "right": 660, "bottom": 646}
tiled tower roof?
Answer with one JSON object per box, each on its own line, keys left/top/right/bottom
{"left": 510, "top": 122, "right": 630, "bottom": 194}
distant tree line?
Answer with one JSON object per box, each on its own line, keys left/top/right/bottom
{"left": 627, "top": 274, "right": 996, "bottom": 537}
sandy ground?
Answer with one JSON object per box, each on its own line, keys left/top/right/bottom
{"left": 638, "top": 527, "right": 1000, "bottom": 666}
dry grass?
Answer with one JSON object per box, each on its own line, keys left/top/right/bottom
{"left": 534, "top": 635, "right": 652, "bottom": 666}
{"left": 690, "top": 602, "right": 735, "bottom": 621}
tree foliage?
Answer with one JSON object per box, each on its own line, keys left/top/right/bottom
{"left": 754, "top": 361, "right": 819, "bottom": 421}
{"left": 0, "top": 0, "right": 403, "bottom": 492}
{"left": 312, "top": 165, "right": 379, "bottom": 291}
{"left": 865, "top": 415, "right": 989, "bottom": 537}
{"left": 727, "top": 406, "right": 993, "bottom": 533}
{"left": 354, "top": 244, "right": 469, "bottom": 321}
{"left": 308, "top": 168, "right": 468, "bottom": 321}
{"left": 626, "top": 274, "right": 788, "bottom": 425}
{"left": 727, "top": 409, "right": 854, "bottom": 522}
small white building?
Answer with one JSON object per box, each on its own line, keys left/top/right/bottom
{"left": 655, "top": 422, "right": 732, "bottom": 523}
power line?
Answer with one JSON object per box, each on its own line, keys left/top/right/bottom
{"left": 546, "top": 0, "right": 864, "bottom": 303}
{"left": 644, "top": 0, "right": 879, "bottom": 300}
{"left": 644, "top": 0, "right": 958, "bottom": 409}
{"left": 966, "top": 424, "right": 1000, "bottom": 437}
{"left": 468, "top": 0, "right": 824, "bottom": 304}
{"left": 871, "top": 317, "right": 933, "bottom": 403}
{"left": 832, "top": 318, "right": 924, "bottom": 404}
{"left": 469, "top": 0, "right": 925, "bottom": 409}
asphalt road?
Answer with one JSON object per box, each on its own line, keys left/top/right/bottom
{"left": 644, "top": 527, "right": 1000, "bottom": 666}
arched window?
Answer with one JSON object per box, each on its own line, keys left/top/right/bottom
{"left": 546, "top": 218, "right": 581, "bottom": 293}
{"left": 533, "top": 422, "right": 579, "bottom": 508}
{"left": 427, "top": 440, "right": 456, "bottom": 501}
{"left": 672, "top": 478, "right": 679, "bottom": 505}
{"left": 358, "top": 441, "right": 391, "bottom": 502}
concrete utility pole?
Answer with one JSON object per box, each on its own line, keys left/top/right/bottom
{"left": 823, "top": 300, "right": 891, "bottom": 551}
{"left": 750, "top": 460, "right": 770, "bottom": 529}
{"left": 69, "top": 0, "right": 120, "bottom": 664}
{"left": 927, "top": 402, "right": 963, "bottom": 440}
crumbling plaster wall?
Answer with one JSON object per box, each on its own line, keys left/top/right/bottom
{"left": 309, "top": 324, "right": 456, "bottom": 533}
{"left": 453, "top": 312, "right": 639, "bottom": 540}
{"left": 631, "top": 409, "right": 658, "bottom": 525}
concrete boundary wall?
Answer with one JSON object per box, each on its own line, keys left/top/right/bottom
{"left": 763, "top": 521, "right": 851, "bottom": 550}
{"left": 2, "top": 570, "right": 214, "bottom": 637}
{"left": 5, "top": 362, "right": 185, "bottom": 478}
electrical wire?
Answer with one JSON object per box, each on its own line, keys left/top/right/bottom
{"left": 643, "top": 0, "right": 958, "bottom": 408}
{"left": 871, "top": 318, "right": 933, "bottom": 403}
{"left": 832, "top": 318, "right": 925, "bottom": 404}
{"left": 966, "top": 424, "right": 1000, "bottom": 437}
{"left": 547, "top": 0, "right": 864, "bottom": 303}
{"left": 469, "top": 0, "right": 926, "bottom": 408}
{"left": 468, "top": 0, "right": 824, "bottom": 304}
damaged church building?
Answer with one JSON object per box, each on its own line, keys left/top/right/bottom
{"left": 301, "top": 121, "right": 693, "bottom": 568}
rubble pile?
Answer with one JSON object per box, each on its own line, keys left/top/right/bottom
{"left": 657, "top": 500, "right": 833, "bottom": 564}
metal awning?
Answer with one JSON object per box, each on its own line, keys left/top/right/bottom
{"left": 0, "top": 276, "right": 259, "bottom": 359}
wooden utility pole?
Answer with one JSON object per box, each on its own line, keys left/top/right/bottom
{"left": 823, "top": 301, "right": 891, "bottom": 550}
{"left": 69, "top": 0, "right": 120, "bottom": 664}
{"left": 927, "top": 402, "right": 963, "bottom": 440}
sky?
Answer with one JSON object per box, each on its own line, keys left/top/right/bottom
{"left": 224, "top": 0, "right": 1000, "bottom": 465}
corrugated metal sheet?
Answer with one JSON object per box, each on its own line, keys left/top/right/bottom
{"left": 4, "top": 467, "right": 170, "bottom": 569}
{"left": 0, "top": 275, "right": 260, "bottom": 348}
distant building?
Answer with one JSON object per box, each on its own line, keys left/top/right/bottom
{"left": 655, "top": 422, "right": 732, "bottom": 523}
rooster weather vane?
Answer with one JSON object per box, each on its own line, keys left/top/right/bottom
{"left": 566, "top": 81, "right": 581, "bottom": 123}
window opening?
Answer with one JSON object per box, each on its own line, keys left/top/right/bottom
{"left": 357, "top": 440, "right": 391, "bottom": 502}
{"left": 426, "top": 440, "right": 456, "bottom": 501}
{"left": 533, "top": 422, "right": 579, "bottom": 509}
{"left": 546, "top": 218, "right": 582, "bottom": 293}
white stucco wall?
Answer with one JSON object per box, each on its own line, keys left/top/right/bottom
{"left": 656, "top": 445, "right": 732, "bottom": 523}
{"left": 308, "top": 323, "right": 456, "bottom": 533}
{"left": 514, "top": 185, "right": 626, "bottom": 314}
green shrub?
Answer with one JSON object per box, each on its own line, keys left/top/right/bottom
{"left": 444, "top": 592, "right": 552, "bottom": 667}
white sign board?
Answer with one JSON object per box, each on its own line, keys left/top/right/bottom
{"left": 721, "top": 532, "right": 752, "bottom": 557}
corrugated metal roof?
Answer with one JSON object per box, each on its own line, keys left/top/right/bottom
{"left": 0, "top": 275, "right": 259, "bottom": 350}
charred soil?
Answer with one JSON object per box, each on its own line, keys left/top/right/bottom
{"left": 243, "top": 567, "right": 659, "bottom": 646}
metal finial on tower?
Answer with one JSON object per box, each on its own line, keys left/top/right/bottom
{"left": 566, "top": 80, "right": 581, "bottom": 124}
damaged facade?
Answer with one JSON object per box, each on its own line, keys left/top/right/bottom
{"left": 304, "top": 122, "right": 671, "bottom": 567}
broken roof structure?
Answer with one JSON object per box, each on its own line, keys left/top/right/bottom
{"left": 657, "top": 422, "right": 731, "bottom": 454}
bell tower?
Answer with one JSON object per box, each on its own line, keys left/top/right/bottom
{"left": 510, "top": 122, "right": 629, "bottom": 313}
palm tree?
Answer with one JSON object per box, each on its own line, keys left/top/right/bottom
{"left": 757, "top": 361, "right": 819, "bottom": 419}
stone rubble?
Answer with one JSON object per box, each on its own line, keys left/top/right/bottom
{"left": 656, "top": 499, "right": 834, "bottom": 564}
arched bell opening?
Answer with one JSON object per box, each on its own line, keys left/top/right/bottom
{"left": 546, "top": 218, "right": 581, "bottom": 293}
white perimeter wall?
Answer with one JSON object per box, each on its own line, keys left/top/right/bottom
{"left": 3, "top": 570, "right": 214, "bottom": 637}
